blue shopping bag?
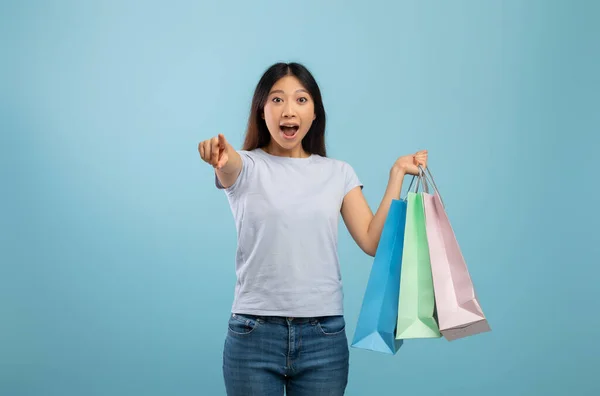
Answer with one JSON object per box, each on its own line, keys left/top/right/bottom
{"left": 351, "top": 198, "right": 407, "bottom": 354}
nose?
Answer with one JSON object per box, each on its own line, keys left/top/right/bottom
{"left": 282, "top": 101, "right": 296, "bottom": 118}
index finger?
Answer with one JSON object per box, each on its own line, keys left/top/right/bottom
{"left": 218, "top": 134, "right": 227, "bottom": 149}
{"left": 211, "top": 137, "right": 219, "bottom": 163}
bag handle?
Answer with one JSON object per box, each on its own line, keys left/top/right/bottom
{"left": 406, "top": 174, "right": 416, "bottom": 194}
{"left": 418, "top": 165, "right": 445, "bottom": 207}
{"left": 405, "top": 168, "right": 430, "bottom": 195}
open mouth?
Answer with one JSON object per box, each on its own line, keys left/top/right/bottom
{"left": 280, "top": 125, "right": 299, "bottom": 139}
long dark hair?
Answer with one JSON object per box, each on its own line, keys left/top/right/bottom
{"left": 242, "top": 62, "right": 327, "bottom": 157}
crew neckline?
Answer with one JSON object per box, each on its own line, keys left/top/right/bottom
{"left": 257, "top": 148, "right": 314, "bottom": 161}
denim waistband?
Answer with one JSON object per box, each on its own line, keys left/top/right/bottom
{"left": 231, "top": 313, "right": 342, "bottom": 325}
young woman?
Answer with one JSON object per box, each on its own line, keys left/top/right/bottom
{"left": 198, "top": 62, "right": 427, "bottom": 396}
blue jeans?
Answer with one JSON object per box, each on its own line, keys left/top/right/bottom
{"left": 222, "top": 313, "right": 349, "bottom": 395}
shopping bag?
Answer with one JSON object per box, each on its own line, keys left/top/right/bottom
{"left": 395, "top": 175, "right": 442, "bottom": 340}
{"left": 351, "top": 199, "right": 407, "bottom": 354}
{"left": 421, "top": 166, "right": 491, "bottom": 341}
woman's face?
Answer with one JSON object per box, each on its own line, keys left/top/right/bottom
{"left": 263, "top": 75, "right": 316, "bottom": 153}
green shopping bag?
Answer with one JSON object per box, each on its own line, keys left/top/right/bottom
{"left": 395, "top": 174, "right": 441, "bottom": 339}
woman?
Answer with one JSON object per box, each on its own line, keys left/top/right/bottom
{"left": 198, "top": 62, "right": 427, "bottom": 396}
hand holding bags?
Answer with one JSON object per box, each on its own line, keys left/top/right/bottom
{"left": 351, "top": 199, "right": 407, "bottom": 354}
{"left": 420, "top": 167, "right": 491, "bottom": 341}
{"left": 352, "top": 166, "right": 490, "bottom": 352}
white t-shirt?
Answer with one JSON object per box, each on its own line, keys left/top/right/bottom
{"left": 215, "top": 148, "right": 363, "bottom": 317}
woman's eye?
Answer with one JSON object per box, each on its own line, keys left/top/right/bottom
{"left": 298, "top": 97, "right": 308, "bottom": 103}
{"left": 272, "top": 97, "right": 282, "bottom": 103}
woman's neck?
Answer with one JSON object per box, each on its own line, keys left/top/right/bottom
{"left": 263, "top": 142, "right": 310, "bottom": 158}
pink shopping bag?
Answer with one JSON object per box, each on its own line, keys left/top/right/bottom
{"left": 420, "top": 167, "right": 491, "bottom": 341}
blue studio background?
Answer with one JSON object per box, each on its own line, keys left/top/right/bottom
{"left": 2, "top": 1, "right": 599, "bottom": 395}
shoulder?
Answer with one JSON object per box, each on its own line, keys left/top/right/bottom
{"left": 315, "top": 156, "right": 363, "bottom": 193}
{"left": 236, "top": 148, "right": 267, "bottom": 166}
{"left": 238, "top": 149, "right": 260, "bottom": 159}
{"left": 313, "top": 155, "right": 357, "bottom": 173}
{"left": 240, "top": 148, "right": 281, "bottom": 161}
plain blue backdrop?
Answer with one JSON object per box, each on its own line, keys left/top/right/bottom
{"left": 2, "top": 0, "right": 599, "bottom": 395}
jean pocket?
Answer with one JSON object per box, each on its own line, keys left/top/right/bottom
{"left": 316, "top": 315, "right": 346, "bottom": 336}
{"left": 227, "top": 313, "right": 261, "bottom": 336}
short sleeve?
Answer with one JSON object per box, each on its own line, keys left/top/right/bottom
{"left": 215, "top": 150, "right": 255, "bottom": 196}
{"left": 343, "top": 162, "right": 363, "bottom": 196}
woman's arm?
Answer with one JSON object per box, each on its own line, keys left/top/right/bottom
{"left": 341, "top": 150, "right": 427, "bottom": 257}
{"left": 216, "top": 147, "right": 242, "bottom": 189}
{"left": 198, "top": 134, "right": 242, "bottom": 188}
{"left": 341, "top": 167, "right": 405, "bottom": 256}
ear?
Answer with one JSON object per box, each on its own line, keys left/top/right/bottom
{"left": 313, "top": 113, "right": 316, "bottom": 120}
{"left": 261, "top": 113, "right": 265, "bottom": 119}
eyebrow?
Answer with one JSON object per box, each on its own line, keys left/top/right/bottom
{"left": 269, "top": 89, "right": 309, "bottom": 95}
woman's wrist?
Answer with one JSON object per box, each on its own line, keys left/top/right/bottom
{"left": 390, "top": 163, "right": 406, "bottom": 179}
